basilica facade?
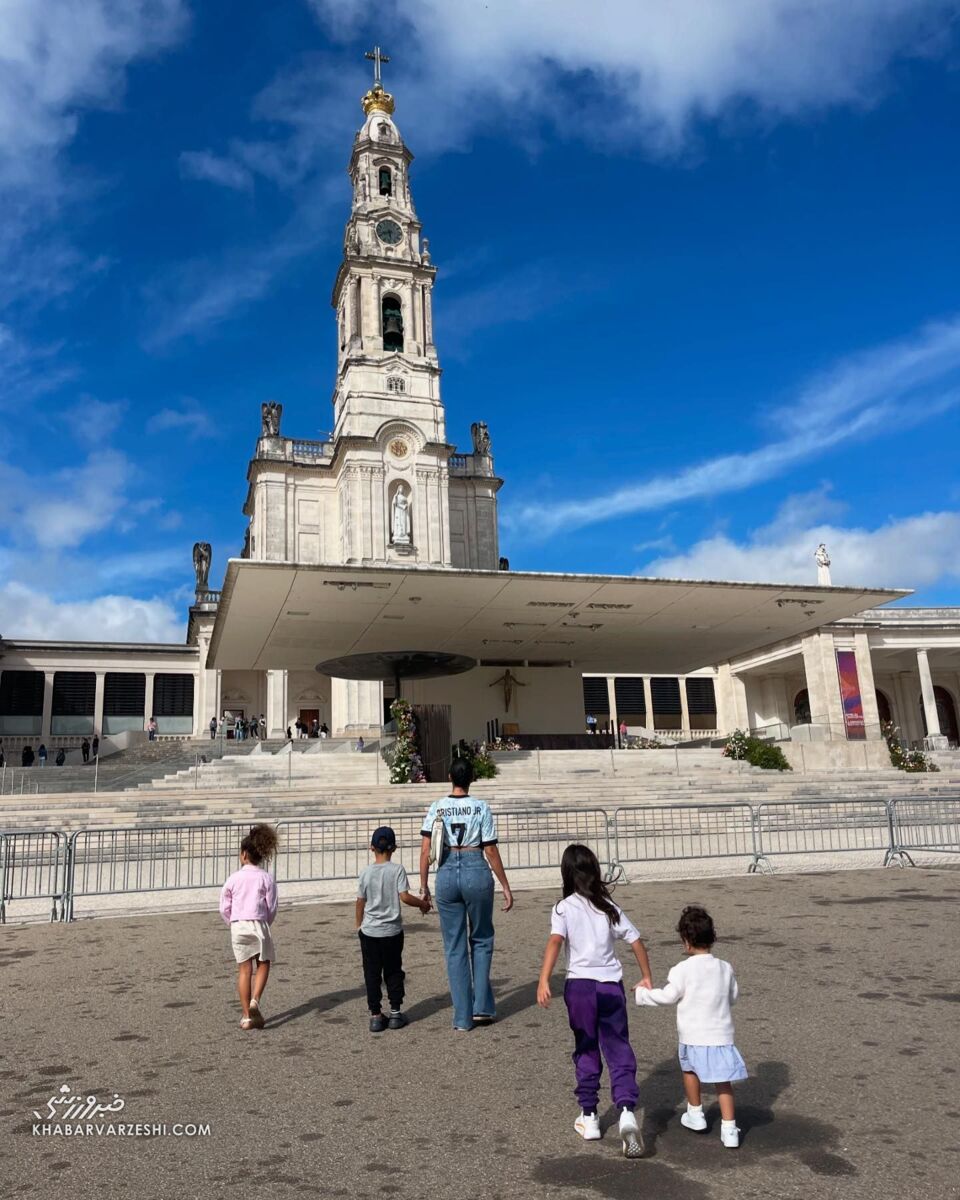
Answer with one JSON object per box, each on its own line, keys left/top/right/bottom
{"left": 1, "top": 74, "right": 959, "bottom": 764}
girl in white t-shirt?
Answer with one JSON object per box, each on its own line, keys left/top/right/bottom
{"left": 635, "top": 905, "right": 747, "bottom": 1148}
{"left": 537, "top": 844, "right": 652, "bottom": 1158}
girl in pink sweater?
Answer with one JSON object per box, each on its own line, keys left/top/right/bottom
{"left": 219, "top": 825, "right": 279, "bottom": 1030}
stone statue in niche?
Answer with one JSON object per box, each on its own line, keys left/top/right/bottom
{"left": 421, "top": 237, "right": 431, "bottom": 265}
{"left": 391, "top": 486, "right": 411, "bottom": 545}
{"left": 192, "top": 542, "right": 212, "bottom": 592}
{"left": 815, "top": 543, "right": 832, "bottom": 586}
{"left": 261, "top": 401, "right": 282, "bottom": 438}
{"left": 489, "top": 668, "right": 526, "bottom": 712}
{"left": 471, "top": 421, "right": 491, "bottom": 456}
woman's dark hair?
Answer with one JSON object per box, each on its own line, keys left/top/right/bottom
{"left": 449, "top": 757, "right": 473, "bottom": 790}
{"left": 677, "top": 905, "right": 716, "bottom": 949}
{"left": 241, "top": 823, "right": 279, "bottom": 866}
{"left": 560, "top": 844, "right": 619, "bottom": 926}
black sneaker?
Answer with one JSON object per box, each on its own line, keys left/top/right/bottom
{"left": 369, "top": 1014, "right": 387, "bottom": 1033}
{"left": 387, "top": 1012, "right": 408, "bottom": 1030}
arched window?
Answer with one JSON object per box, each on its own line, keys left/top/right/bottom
{"left": 793, "top": 689, "right": 811, "bottom": 725}
{"left": 382, "top": 294, "right": 404, "bottom": 352}
{"left": 378, "top": 166, "right": 392, "bottom": 196}
{"left": 386, "top": 375, "right": 405, "bottom": 393}
{"left": 875, "top": 689, "right": 893, "bottom": 726}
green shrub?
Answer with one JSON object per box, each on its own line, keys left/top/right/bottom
{"left": 724, "top": 728, "right": 791, "bottom": 770}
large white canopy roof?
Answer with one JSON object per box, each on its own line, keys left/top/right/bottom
{"left": 208, "top": 561, "right": 908, "bottom": 675}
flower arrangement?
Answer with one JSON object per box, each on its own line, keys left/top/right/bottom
{"left": 723, "top": 729, "right": 750, "bottom": 760}
{"left": 723, "top": 728, "right": 791, "bottom": 771}
{"left": 882, "top": 721, "right": 939, "bottom": 773}
{"left": 388, "top": 698, "right": 425, "bottom": 784}
{"left": 453, "top": 738, "right": 501, "bottom": 778}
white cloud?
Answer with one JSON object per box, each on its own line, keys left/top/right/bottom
{"left": 1, "top": 449, "right": 132, "bottom": 549}
{"left": 179, "top": 150, "right": 254, "bottom": 193}
{"left": 146, "top": 403, "right": 218, "bottom": 438}
{"left": 505, "top": 315, "right": 960, "bottom": 538}
{"left": 307, "top": 0, "right": 955, "bottom": 152}
{"left": 0, "top": 0, "right": 187, "bottom": 188}
{"left": 639, "top": 497, "right": 960, "bottom": 592}
{"left": 0, "top": 581, "right": 183, "bottom": 642}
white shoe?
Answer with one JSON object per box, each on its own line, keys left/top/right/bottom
{"left": 720, "top": 1122, "right": 740, "bottom": 1148}
{"left": 681, "top": 1106, "right": 707, "bottom": 1132}
{"left": 574, "top": 1111, "right": 602, "bottom": 1141}
{"left": 618, "top": 1108, "right": 644, "bottom": 1158}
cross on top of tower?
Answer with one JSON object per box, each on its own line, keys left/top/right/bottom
{"left": 365, "top": 45, "right": 390, "bottom": 88}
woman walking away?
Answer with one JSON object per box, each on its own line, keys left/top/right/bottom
{"left": 419, "top": 757, "right": 513, "bottom": 1030}
{"left": 635, "top": 905, "right": 746, "bottom": 1148}
{"left": 537, "top": 844, "right": 652, "bottom": 1158}
{"left": 219, "top": 825, "right": 279, "bottom": 1031}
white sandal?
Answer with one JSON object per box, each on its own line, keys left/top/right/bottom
{"left": 240, "top": 1017, "right": 255, "bottom": 1030}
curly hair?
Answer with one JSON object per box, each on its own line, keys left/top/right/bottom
{"left": 241, "top": 823, "right": 279, "bottom": 866}
{"left": 677, "top": 905, "right": 716, "bottom": 949}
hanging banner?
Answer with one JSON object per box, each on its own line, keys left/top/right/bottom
{"left": 835, "top": 650, "right": 866, "bottom": 740}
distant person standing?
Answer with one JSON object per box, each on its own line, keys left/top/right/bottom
{"left": 22, "top": 745, "right": 35, "bottom": 767}
{"left": 0, "top": 742, "right": 5, "bottom": 769}
{"left": 356, "top": 736, "right": 365, "bottom": 753}
{"left": 209, "top": 716, "right": 217, "bottom": 740}
{"left": 147, "top": 716, "right": 158, "bottom": 741}
{"left": 285, "top": 725, "right": 292, "bottom": 742}
{"left": 619, "top": 719, "right": 628, "bottom": 744}
{"left": 92, "top": 734, "right": 100, "bottom": 759}
{"left": 586, "top": 713, "right": 598, "bottom": 736}
{"left": 259, "top": 714, "right": 266, "bottom": 739}
{"left": 38, "top": 743, "right": 48, "bottom": 767}
{"left": 320, "top": 722, "right": 329, "bottom": 739}
{"left": 81, "top": 738, "right": 90, "bottom": 764}
{"left": 55, "top": 748, "right": 66, "bottom": 766}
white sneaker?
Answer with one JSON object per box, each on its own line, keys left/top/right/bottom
{"left": 680, "top": 1106, "right": 707, "bottom": 1132}
{"left": 574, "top": 1111, "right": 602, "bottom": 1141}
{"left": 720, "top": 1122, "right": 740, "bottom": 1148}
{"left": 618, "top": 1108, "right": 644, "bottom": 1158}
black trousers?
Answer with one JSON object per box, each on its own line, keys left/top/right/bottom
{"left": 358, "top": 931, "right": 405, "bottom": 1013}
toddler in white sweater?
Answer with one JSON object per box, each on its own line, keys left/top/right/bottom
{"left": 636, "top": 905, "right": 746, "bottom": 1148}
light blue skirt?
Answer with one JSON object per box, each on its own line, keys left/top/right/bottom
{"left": 678, "top": 1043, "right": 748, "bottom": 1083}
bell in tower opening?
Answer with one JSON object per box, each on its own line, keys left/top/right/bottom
{"left": 378, "top": 166, "right": 392, "bottom": 196}
{"left": 382, "top": 294, "right": 404, "bottom": 352}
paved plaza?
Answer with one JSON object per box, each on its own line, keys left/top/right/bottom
{"left": 2, "top": 866, "right": 959, "bottom": 1200}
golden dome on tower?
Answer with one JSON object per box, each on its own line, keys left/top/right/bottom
{"left": 361, "top": 84, "right": 395, "bottom": 116}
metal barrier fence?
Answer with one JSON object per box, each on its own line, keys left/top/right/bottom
{"left": 64, "top": 822, "right": 249, "bottom": 921}
{"left": 0, "top": 830, "right": 69, "bottom": 922}
{"left": 611, "top": 803, "right": 757, "bottom": 880}
{"left": 274, "top": 808, "right": 611, "bottom": 884}
{"left": 2, "top": 796, "right": 958, "bottom": 921}
{"left": 889, "top": 797, "right": 960, "bottom": 864}
{"left": 752, "top": 798, "right": 897, "bottom": 872}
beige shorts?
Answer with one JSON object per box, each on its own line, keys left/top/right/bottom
{"left": 230, "top": 920, "right": 276, "bottom": 964}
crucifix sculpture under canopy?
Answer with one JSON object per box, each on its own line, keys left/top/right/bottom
{"left": 365, "top": 45, "right": 390, "bottom": 87}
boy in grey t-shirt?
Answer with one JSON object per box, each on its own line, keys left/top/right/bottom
{"left": 356, "top": 826, "right": 431, "bottom": 1032}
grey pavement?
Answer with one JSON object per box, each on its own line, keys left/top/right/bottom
{"left": 2, "top": 867, "right": 959, "bottom": 1200}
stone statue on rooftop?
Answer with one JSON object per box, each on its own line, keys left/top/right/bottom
{"left": 471, "top": 421, "right": 491, "bottom": 456}
{"left": 192, "top": 542, "right": 212, "bottom": 593}
{"left": 261, "top": 401, "right": 282, "bottom": 438}
{"left": 815, "top": 543, "right": 832, "bottom": 586}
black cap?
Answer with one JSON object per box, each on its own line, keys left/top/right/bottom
{"left": 371, "top": 826, "right": 397, "bottom": 852}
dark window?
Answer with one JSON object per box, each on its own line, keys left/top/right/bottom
{"left": 582, "top": 677, "right": 609, "bottom": 715}
{"left": 794, "top": 689, "right": 811, "bottom": 724}
{"left": 378, "top": 166, "right": 392, "bottom": 196}
{"left": 685, "top": 678, "right": 717, "bottom": 715}
{"left": 614, "top": 677, "right": 646, "bottom": 717}
{"left": 153, "top": 674, "right": 194, "bottom": 717}
{"left": 104, "top": 673, "right": 146, "bottom": 716}
{"left": 52, "top": 672, "right": 96, "bottom": 716}
{"left": 651, "top": 677, "right": 682, "bottom": 715}
{"left": 382, "top": 294, "right": 404, "bottom": 352}
{"left": 0, "top": 670, "right": 44, "bottom": 716}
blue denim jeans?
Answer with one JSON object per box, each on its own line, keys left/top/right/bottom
{"left": 435, "top": 852, "right": 496, "bottom": 1029}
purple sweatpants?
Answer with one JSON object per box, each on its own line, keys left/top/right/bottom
{"left": 563, "top": 978, "right": 639, "bottom": 1112}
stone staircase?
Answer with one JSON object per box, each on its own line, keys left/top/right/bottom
{"left": 2, "top": 746, "right": 958, "bottom": 832}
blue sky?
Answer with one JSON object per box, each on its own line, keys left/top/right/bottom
{"left": 2, "top": 0, "right": 960, "bottom": 642}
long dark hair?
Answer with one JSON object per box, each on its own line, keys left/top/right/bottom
{"left": 559, "top": 843, "right": 619, "bottom": 926}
